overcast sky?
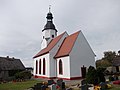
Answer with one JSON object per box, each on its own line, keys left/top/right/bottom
{"left": 0, "top": 0, "right": 120, "bottom": 67}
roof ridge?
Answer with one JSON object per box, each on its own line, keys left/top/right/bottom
{"left": 68, "top": 30, "right": 80, "bottom": 37}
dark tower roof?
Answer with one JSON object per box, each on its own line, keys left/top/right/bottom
{"left": 42, "top": 12, "right": 57, "bottom": 32}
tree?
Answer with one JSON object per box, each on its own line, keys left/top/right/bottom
{"left": 103, "top": 51, "right": 116, "bottom": 63}
{"left": 96, "top": 68, "right": 105, "bottom": 82}
{"left": 86, "top": 66, "right": 98, "bottom": 85}
{"left": 96, "top": 59, "right": 111, "bottom": 68}
{"left": 86, "top": 66, "right": 105, "bottom": 85}
{"left": 96, "top": 51, "right": 117, "bottom": 68}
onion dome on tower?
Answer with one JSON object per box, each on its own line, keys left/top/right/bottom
{"left": 42, "top": 10, "right": 57, "bottom": 32}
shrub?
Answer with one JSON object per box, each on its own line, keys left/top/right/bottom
{"left": 15, "top": 71, "right": 32, "bottom": 80}
{"left": 86, "top": 66, "right": 98, "bottom": 85}
{"left": 86, "top": 66, "right": 105, "bottom": 85}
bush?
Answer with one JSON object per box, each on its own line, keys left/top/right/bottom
{"left": 86, "top": 66, "right": 98, "bottom": 85}
{"left": 86, "top": 66, "right": 105, "bottom": 85}
{"left": 15, "top": 71, "right": 32, "bottom": 80}
{"left": 96, "top": 68, "right": 105, "bottom": 82}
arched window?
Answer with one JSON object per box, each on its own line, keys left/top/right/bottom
{"left": 59, "top": 59, "right": 63, "bottom": 74}
{"left": 43, "top": 58, "right": 46, "bottom": 75}
{"left": 39, "top": 59, "right": 41, "bottom": 74}
{"left": 36, "top": 60, "right": 38, "bottom": 74}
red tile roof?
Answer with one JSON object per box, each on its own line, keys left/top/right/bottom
{"left": 33, "top": 32, "right": 65, "bottom": 58}
{"left": 55, "top": 31, "right": 80, "bottom": 58}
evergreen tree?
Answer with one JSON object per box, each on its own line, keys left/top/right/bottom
{"left": 86, "top": 66, "right": 105, "bottom": 85}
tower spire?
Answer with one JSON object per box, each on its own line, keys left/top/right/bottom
{"left": 42, "top": 6, "right": 57, "bottom": 32}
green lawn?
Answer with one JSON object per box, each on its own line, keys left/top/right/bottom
{"left": 109, "top": 84, "right": 120, "bottom": 90}
{"left": 1, "top": 80, "right": 120, "bottom": 90}
{"left": 0, "top": 80, "right": 41, "bottom": 90}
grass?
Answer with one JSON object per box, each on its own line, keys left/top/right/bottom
{"left": 1, "top": 80, "right": 120, "bottom": 90}
{"left": 0, "top": 80, "right": 41, "bottom": 90}
{"left": 109, "top": 84, "right": 120, "bottom": 90}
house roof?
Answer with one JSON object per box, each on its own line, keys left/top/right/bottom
{"left": 33, "top": 32, "right": 66, "bottom": 58}
{"left": 55, "top": 31, "right": 80, "bottom": 58}
{"left": 0, "top": 56, "right": 25, "bottom": 71}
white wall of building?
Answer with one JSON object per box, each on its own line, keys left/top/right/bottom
{"left": 42, "top": 29, "right": 57, "bottom": 39}
{"left": 34, "top": 32, "right": 68, "bottom": 78}
{"left": 49, "top": 32, "right": 68, "bottom": 77}
{"left": 70, "top": 31, "right": 95, "bottom": 77}
{"left": 41, "top": 39, "right": 47, "bottom": 49}
{"left": 41, "top": 29, "right": 57, "bottom": 49}
{"left": 56, "top": 56, "right": 70, "bottom": 79}
{"left": 33, "top": 53, "right": 50, "bottom": 77}
{"left": 33, "top": 59, "right": 36, "bottom": 75}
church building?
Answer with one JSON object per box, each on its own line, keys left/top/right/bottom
{"left": 33, "top": 10, "right": 95, "bottom": 80}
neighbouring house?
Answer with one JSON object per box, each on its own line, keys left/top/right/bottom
{"left": 0, "top": 56, "right": 25, "bottom": 81}
{"left": 33, "top": 10, "right": 95, "bottom": 80}
{"left": 106, "top": 56, "right": 120, "bottom": 74}
{"left": 112, "top": 56, "right": 120, "bottom": 72}
{"left": 112, "top": 55, "right": 120, "bottom": 73}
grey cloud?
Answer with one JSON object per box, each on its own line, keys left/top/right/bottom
{"left": 0, "top": 0, "right": 120, "bottom": 67}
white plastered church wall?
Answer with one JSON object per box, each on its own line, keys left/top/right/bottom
{"left": 56, "top": 56, "right": 70, "bottom": 79}
{"left": 69, "top": 31, "right": 95, "bottom": 77}
{"left": 41, "top": 29, "right": 57, "bottom": 49}
{"left": 33, "top": 53, "right": 50, "bottom": 77}
{"left": 33, "top": 59, "right": 36, "bottom": 75}
{"left": 49, "top": 32, "right": 68, "bottom": 77}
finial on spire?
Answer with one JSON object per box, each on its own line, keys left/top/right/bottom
{"left": 49, "top": 5, "right": 51, "bottom": 13}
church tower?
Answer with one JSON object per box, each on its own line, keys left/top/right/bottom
{"left": 41, "top": 8, "right": 57, "bottom": 49}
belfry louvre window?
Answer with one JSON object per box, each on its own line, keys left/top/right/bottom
{"left": 59, "top": 59, "right": 63, "bottom": 74}
{"left": 52, "top": 35, "right": 54, "bottom": 38}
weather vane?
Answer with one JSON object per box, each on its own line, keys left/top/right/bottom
{"left": 49, "top": 5, "right": 51, "bottom": 12}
